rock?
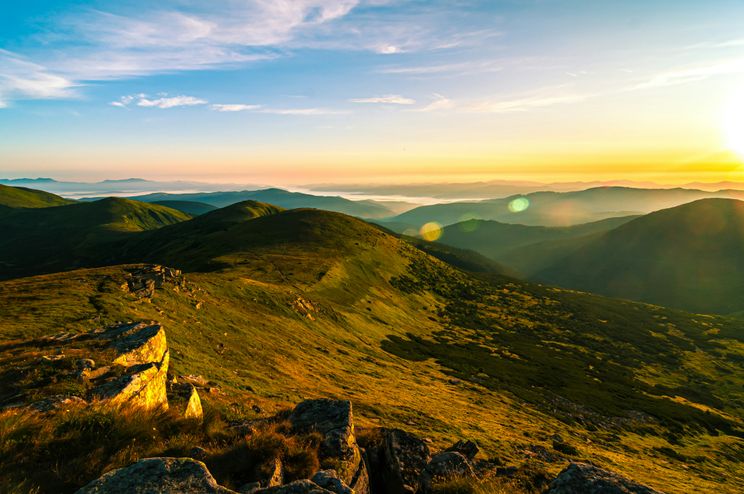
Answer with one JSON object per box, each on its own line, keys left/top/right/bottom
{"left": 30, "top": 395, "right": 87, "bottom": 413}
{"left": 349, "top": 453, "right": 370, "bottom": 494}
{"left": 239, "top": 482, "right": 262, "bottom": 493}
{"left": 420, "top": 452, "right": 475, "bottom": 493}
{"left": 264, "top": 457, "right": 284, "bottom": 487}
{"left": 93, "top": 351, "right": 169, "bottom": 411}
{"left": 546, "top": 462, "right": 665, "bottom": 494}
{"left": 290, "top": 399, "right": 361, "bottom": 485}
{"left": 255, "top": 480, "right": 333, "bottom": 493}
{"left": 77, "top": 359, "right": 96, "bottom": 370}
{"left": 311, "top": 470, "right": 353, "bottom": 494}
{"left": 190, "top": 447, "right": 208, "bottom": 461}
{"left": 107, "top": 323, "right": 168, "bottom": 368}
{"left": 381, "top": 429, "right": 430, "bottom": 494}
{"left": 184, "top": 385, "right": 204, "bottom": 421}
{"left": 552, "top": 440, "right": 579, "bottom": 456}
{"left": 445, "top": 440, "right": 479, "bottom": 461}
{"left": 75, "top": 457, "right": 237, "bottom": 494}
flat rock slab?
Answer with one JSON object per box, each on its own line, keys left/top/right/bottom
{"left": 546, "top": 462, "right": 665, "bottom": 494}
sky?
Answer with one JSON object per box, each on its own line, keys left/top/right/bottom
{"left": 1, "top": 0, "right": 744, "bottom": 185}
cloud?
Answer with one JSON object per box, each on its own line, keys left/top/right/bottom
{"left": 0, "top": 50, "right": 76, "bottom": 107}
{"left": 632, "top": 57, "right": 744, "bottom": 90}
{"left": 413, "top": 94, "right": 455, "bottom": 112}
{"left": 112, "top": 93, "right": 207, "bottom": 109}
{"left": 211, "top": 104, "right": 262, "bottom": 112}
{"left": 466, "top": 87, "right": 594, "bottom": 113}
{"left": 350, "top": 94, "right": 416, "bottom": 104}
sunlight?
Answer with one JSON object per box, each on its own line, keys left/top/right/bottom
{"left": 420, "top": 221, "right": 443, "bottom": 241}
{"left": 723, "top": 90, "right": 744, "bottom": 159}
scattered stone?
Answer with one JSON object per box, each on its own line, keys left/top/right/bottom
{"left": 381, "top": 428, "right": 430, "bottom": 494}
{"left": 30, "top": 395, "right": 87, "bottom": 413}
{"left": 183, "top": 385, "right": 204, "bottom": 421}
{"left": 420, "top": 451, "right": 475, "bottom": 493}
{"left": 239, "top": 482, "right": 262, "bottom": 493}
{"left": 546, "top": 462, "right": 665, "bottom": 494}
{"left": 290, "top": 399, "right": 361, "bottom": 485}
{"left": 189, "top": 447, "right": 208, "bottom": 461}
{"left": 75, "top": 457, "right": 236, "bottom": 494}
{"left": 311, "top": 470, "right": 353, "bottom": 494}
{"left": 445, "top": 440, "right": 479, "bottom": 461}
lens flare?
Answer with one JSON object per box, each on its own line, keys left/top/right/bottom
{"left": 508, "top": 197, "right": 530, "bottom": 213}
{"left": 420, "top": 221, "right": 443, "bottom": 241}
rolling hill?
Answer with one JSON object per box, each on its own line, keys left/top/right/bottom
{"left": 0, "top": 184, "right": 75, "bottom": 209}
{"left": 126, "top": 187, "right": 397, "bottom": 218}
{"left": 535, "top": 198, "right": 744, "bottom": 314}
{"left": 151, "top": 200, "right": 217, "bottom": 216}
{"left": 0, "top": 197, "right": 189, "bottom": 279}
{"left": 389, "top": 186, "right": 744, "bottom": 230}
{"left": 0, "top": 192, "right": 742, "bottom": 492}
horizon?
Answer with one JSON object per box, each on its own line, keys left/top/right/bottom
{"left": 2, "top": 1, "right": 744, "bottom": 184}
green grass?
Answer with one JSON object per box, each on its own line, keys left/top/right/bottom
{"left": 0, "top": 184, "right": 74, "bottom": 209}
{"left": 0, "top": 204, "right": 742, "bottom": 492}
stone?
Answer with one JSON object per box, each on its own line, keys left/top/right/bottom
{"left": 264, "top": 457, "right": 284, "bottom": 487}
{"left": 420, "top": 452, "right": 475, "bottom": 493}
{"left": 255, "top": 480, "right": 333, "bottom": 493}
{"left": 94, "top": 351, "right": 169, "bottom": 411}
{"left": 546, "top": 462, "right": 665, "bottom": 494}
{"left": 290, "top": 399, "right": 361, "bottom": 485}
{"left": 190, "top": 447, "right": 208, "bottom": 461}
{"left": 107, "top": 323, "right": 168, "bottom": 368}
{"left": 184, "top": 385, "right": 204, "bottom": 420}
{"left": 445, "top": 440, "right": 479, "bottom": 461}
{"left": 349, "top": 453, "right": 370, "bottom": 494}
{"left": 381, "top": 429, "right": 430, "bottom": 494}
{"left": 311, "top": 470, "right": 353, "bottom": 494}
{"left": 75, "top": 457, "right": 237, "bottom": 494}
{"left": 239, "top": 482, "right": 261, "bottom": 493}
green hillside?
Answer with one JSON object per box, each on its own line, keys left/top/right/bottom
{"left": 0, "top": 184, "right": 74, "bottom": 209}
{"left": 390, "top": 186, "right": 744, "bottom": 230}
{"left": 437, "top": 216, "right": 636, "bottom": 269}
{"left": 0, "top": 201, "right": 742, "bottom": 492}
{"left": 535, "top": 198, "right": 744, "bottom": 314}
{"left": 128, "top": 187, "right": 396, "bottom": 218}
{"left": 152, "top": 200, "right": 217, "bottom": 216}
{"left": 0, "top": 197, "right": 189, "bottom": 279}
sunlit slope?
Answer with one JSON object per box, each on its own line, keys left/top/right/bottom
{"left": 390, "top": 186, "right": 744, "bottom": 229}
{"left": 0, "top": 206, "right": 742, "bottom": 492}
{"left": 536, "top": 198, "right": 744, "bottom": 314}
{"left": 152, "top": 200, "right": 217, "bottom": 216}
{"left": 0, "top": 184, "right": 74, "bottom": 209}
{"left": 0, "top": 197, "right": 189, "bottom": 279}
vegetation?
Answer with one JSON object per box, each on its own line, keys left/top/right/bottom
{"left": 0, "top": 184, "right": 74, "bottom": 209}
{"left": 152, "top": 200, "right": 217, "bottom": 216}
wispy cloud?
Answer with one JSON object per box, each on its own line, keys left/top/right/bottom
{"left": 0, "top": 50, "right": 77, "bottom": 107}
{"left": 466, "top": 87, "right": 594, "bottom": 113}
{"left": 379, "top": 60, "right": 503, "bottom": 76}
{"left": 413, "top": 94, "right": 455, "bottom": 112}
{"left": 112, "top": 93, "right": 207, "bottom": 109}
{"left": 349, "top": 94, "right": 416, "bottom": 104}
{"left": 632, "top": 57, "right": 744, "bottom": 90}
{"left": 211, "top": 103, "right": 262, "bottom": 112}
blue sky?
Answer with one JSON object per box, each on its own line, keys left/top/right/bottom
{"left": 1, "top": 1, "right": 744, "bottom": 184}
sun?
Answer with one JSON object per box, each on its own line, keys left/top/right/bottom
{"left": 723, "top": 90, "right": 744, "bottom": 159}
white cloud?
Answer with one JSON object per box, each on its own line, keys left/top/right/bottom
{"left": 466, "top": 87, "right": 594, "bottom": 113}
{"left": 111, "top": 93, "right": 207, "bottom": 109}
{"left": 259, "top": 107, "right": 343, "bottom": 116}
{"left": 632, "top": 57, "right": 744, "bottom": 90}
{"left": 350, "top": 94, "right": 416, "bottom": 104}
{"left": 413, "top": 94, "right": 455, "bottom": 112}
{"left": 211, "top": 103, "right": 262, "bottom": 112}
{"left": 0, "top": 50, "right": 76, "bottom": 107}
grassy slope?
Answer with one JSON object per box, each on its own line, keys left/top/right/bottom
{"left": 437, "top": 216, "right": 636, "bottom": 267}
{"left": 152, "top": 200, "right": 217, "bottom": 216}
{"left": 0, "top": 207, "right": 742, "bottom": 492}
{"left": 0, "top": 184, "right": 74, "bottom": 209}
{"left": 536, "top": 198, "right": 744, "bottom": 314}
{"left": 0, "top": 197, "right": 189, "bottom": 279}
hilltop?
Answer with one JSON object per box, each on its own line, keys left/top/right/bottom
{"left": 0, "top": 184, "right": 75, "bottom": 210}
{"left": 535, "top": 198, "right": 744, "bottom": 314}
{"left": 0, "top": 195, "right": 742, "bottom": 492}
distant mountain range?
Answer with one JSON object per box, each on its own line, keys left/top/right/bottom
{"left": 387, "top": 186, "right": 744, "bottom": 229}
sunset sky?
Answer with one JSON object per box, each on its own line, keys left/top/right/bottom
{"left": 2, "top": 0, "right": 744, "bottom": 184}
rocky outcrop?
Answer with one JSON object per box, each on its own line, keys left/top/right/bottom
{"left": 75, "top": 457, "right": 237, "bottom": 494}
{"left": 445, "top": 440, "right": 479, "bottom": 461}
{"left": 546, "top": 462, "right": 665, "bottom": 494}
{"left": 124, "top": 265, "right": 185, "bottom": 299}
{"left": 381, "top": 429, "right": 431, "bottom": 494}
{"left": 255, "top": 480, "right": 333, "bottom": 493}
{"left": 310, "top": 470, "right": 353, "bottom": 494}
{"left": 420, "top": 451, "right": 475, "bottom": 493}
{"left": 290, "top": 399, "right": 362, "bottom": 486}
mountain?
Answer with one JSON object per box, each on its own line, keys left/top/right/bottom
{"left": 436, "top": 215, "right": 637, "bottom": 271}
{"left": 0, "top": 197, "right": 189, "bottom": 279}
{"left": 0, "top": 184, "right": 75, "bottom": 209}
{"left": 0, "top": 198, "right": 742, "bottom": 493}
{"left": 535, "top": 198, "right": 744, "bottom": 314}
{"left": 130, "top": 188, "right": 397, "bottom": 218}
{"left": 152, "top": 200, "right": 217, "bottom": 216}
{"left": 389, "top": 186, "right": 744, "bottom": 229}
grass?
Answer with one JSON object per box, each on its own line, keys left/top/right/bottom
{"left": 0, "top": 207, "right": 742, "bottom": 492}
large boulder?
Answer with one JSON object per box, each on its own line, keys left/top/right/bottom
{"left": 311, "top": 470, "right": 353, "bottom": 494}
{"left": 445, "top": 440, "right": 479, "bottom": 461}
{"left": 381, "top": 429, "right": 431, "bottom": 494}
{"left": 93, "top": 350, "right": 169, "bottom": 411}
{"left": 420, "top": 451, "right": 475, "bottom": 493}
{"left": 255, "top": 480, "right": 333, "bottom": 493}
{"left": 289, "top": 399, "right": 362, "bottom": 485}
{"left": 75, "top": 457, "right": 236, "bottom": 494}
{"left": 107, "top": 323, "right": 168, "bottom": 367}
{"left": 546, "top": 462, "right": 665, "bottom": 494}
